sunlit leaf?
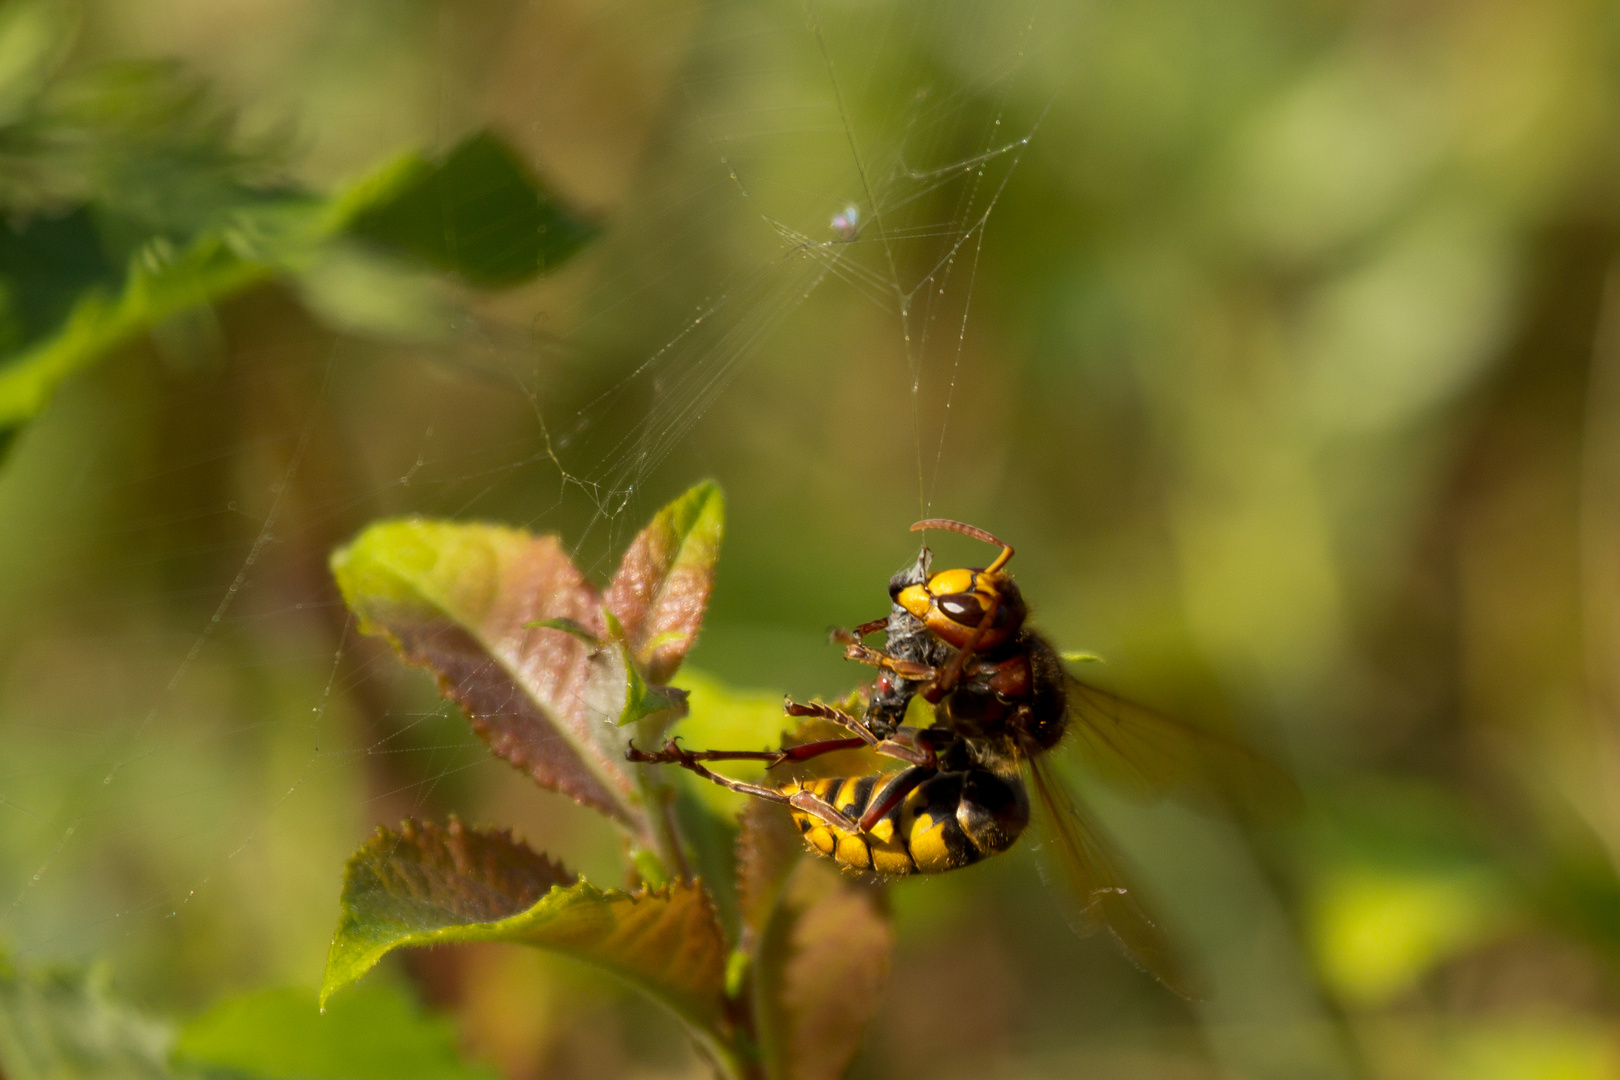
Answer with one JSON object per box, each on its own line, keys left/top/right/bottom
{"left": 331, "top": 518, "right": 642, "bottom": 826}
{"left": 667, "top": 668, "right": 793, "bottom": 817}
{"left": 322, "top": 819, "right": 731, "bottom": 1060}
{"left": 603, "top": 480, "right": 724, "bottom": 683}
{"left": 344, "top": 131, "right": 597, "bottom": 287}
{"left": 1312, "top": 862, "right": 1509, "bottom": 1004}
{"left": 752, "top": 859, "right": 891, "bottom": 1080}
{"left": 1303, "top": 781, "right": 1515, "bottom": 1004}
{"left": 661, "top": 670, "right": 813, "bottom": 945}
{"left": 330, "top": 483, "right": 722, "bottom": 844}
{"left": 1442, "top": 1019, "right": 1619, "bottom": 1080}
{"left": 175, "top": 985, "right": 497, "bottom": 1080}
{"left": 0, "top": 959, "right": 189, "bottom": 1080}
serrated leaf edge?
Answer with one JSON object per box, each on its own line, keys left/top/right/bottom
{"left": 321, "top": 876, "right": 727, "bottom": 1032}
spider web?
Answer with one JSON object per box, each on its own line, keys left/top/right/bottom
{"left": 0, "top": 0, "right": 1051, "bottom": 1011}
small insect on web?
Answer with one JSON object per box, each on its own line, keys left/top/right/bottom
{"left": 829, "top": 204, "right": 860, "bottom": 242}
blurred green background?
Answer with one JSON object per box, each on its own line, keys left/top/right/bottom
{"left": 3, "top": 0, "right": 1620, "bottom": 1076}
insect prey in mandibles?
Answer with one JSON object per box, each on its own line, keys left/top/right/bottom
{"left": 628, "top": 520, "right": 1298, "bottom": 996}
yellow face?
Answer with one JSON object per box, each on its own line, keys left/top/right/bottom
{"left": 897, "top": 568, "right": 973, "bottom": 618}
{"left": 898, "top": 567, "right": 1020, "bottom": 651}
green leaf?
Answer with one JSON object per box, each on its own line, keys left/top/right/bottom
{"left": 175, "top": 985, "right": 496, "bottom": 1080}
{"left": 343, "top": 131, "right": 597, "bottom": 287}
{"left": 616, "top": 649, "right": 689, "bottom": 727}
{"left": 1312, "top": 861, "right": 1509, "bottom": 1005}
{"left": 322, "top": 819, "right": 733, "bottom": 1069}
{"left": 526, "top": 616, "right": 603, "bottom": 648}
{"left": 667, "top": 668, "right": 791, "bottom": 816}
{"left": 0, "top": 960, "right": 192, "bottom": 1080}
{"left": 0, "top": 206, "right": 119, "bottom": 357}
{"left": 752, "top": 860, "right": 892, "bottom": 1080}
{"left": 603, "top": 610, "right": 689, "bottom": 727}
{"left": 529, "top": 611, "right": 689, "bottom": 730}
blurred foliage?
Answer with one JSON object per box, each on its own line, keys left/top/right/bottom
{"left": 0, "top": 0, "right": 1617, "bottom": 1077}
{"left": 175, "top": 984, "right": 499, "bottom": 1080}
{"left": 0, "top": 0, "right": 594, "bottom": 446}
{"left": 0, "top": 963, "right": 502, "bottom": 1080}
{"left": 344, "top": 132, "right": 597, "bottom": 288}
{"left": 0, "top": 959, "right": 179, "bottom": 1080}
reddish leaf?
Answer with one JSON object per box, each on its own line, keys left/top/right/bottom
{"left": 329, "top": 482, "right": 724, "bottom": 842}
{"left": 753, "top": 860, "right": 892, "bottom": 1080}
{"left": 332, "top": 520, "right": 637, "bottom": 823}
{"left": 336, "top": 817, "right": 573, "bottom": 932}
{"left": 735, "top": 799, "right": 804, "bottom": 941}
{"left": 603, "top": 481, "right": 724, "bottom": 683}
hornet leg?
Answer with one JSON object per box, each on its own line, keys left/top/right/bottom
{"left": 626, "top": 739, "right": 859, "bottom": 831}
{"left": 858, "top": 765, "right": 935, "bottom": 831}
{"left": 782, "top": 698, "right": 939, "bottom": 768}
{"left": 784, "top": 698, "right": 880, "bottom": 744}
{"left": 627, "top": 736, "right": 869, "bottom": 770}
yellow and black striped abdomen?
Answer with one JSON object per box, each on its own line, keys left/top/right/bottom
{"left": 785, "top": 769, "right": 1030, "bottom": 876}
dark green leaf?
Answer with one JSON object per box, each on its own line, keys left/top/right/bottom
{"left": 0, "top": 59, "right": 596, "bottom": 441}
{"left": 0, "top": 221, "right": 289, "bottom": 430}
{"left": 343, "top": 131, "right": 596, "bottom": 287}
{"left": 0, "top": 205, "right": 118, "bottom": 355}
